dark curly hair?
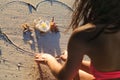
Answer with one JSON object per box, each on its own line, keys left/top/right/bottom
{"left": 70, "top": 0, "right": 120, "bottom": 32}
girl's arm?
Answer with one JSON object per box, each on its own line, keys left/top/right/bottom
{"left": 35, "top": 23, "right": 95, "bottom": 80}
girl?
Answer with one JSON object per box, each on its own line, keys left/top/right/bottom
{"left": 35, "top": 0, "right": 120, "bottom": 80}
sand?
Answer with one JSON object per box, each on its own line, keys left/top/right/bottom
{"left": 0, "top": 0, "right": 74, "bottom": 80}
{"left": 0, "top": 0, "right": 90, "bottom": 80}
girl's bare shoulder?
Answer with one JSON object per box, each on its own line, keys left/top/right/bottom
{"left": 73, "top": 23, "right": 96, "bottom": 33}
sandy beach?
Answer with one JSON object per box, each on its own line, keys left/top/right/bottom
{"left": 0, "top": 0, "right": 74, "bottom": 80}
{"left": 0, "top": 0, "right": 90, "bottom": 80}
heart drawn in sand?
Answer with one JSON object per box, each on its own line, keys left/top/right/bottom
{"left": 1, "top": 0, "right": 73, "bottom": 12}
{"left": 0, "top": 0, "right": 73, "bottom": 55}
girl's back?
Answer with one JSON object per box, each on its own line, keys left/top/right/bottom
{"left": 87, "top": 24, "right": 120, "bottom": 72}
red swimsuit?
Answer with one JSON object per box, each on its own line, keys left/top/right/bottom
{"left": 90, "top": 64, "right": 120, "bottom": 80}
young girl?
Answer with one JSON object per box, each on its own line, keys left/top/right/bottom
{"left": 35, "top": 0, "right": 120, "bottom": 80}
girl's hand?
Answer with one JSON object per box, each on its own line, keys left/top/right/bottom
{"left": 60, "top": 50, "right": 68, "bottom": 61}
{"left": 34, "top": 53, "right": 55, "bottom": 64}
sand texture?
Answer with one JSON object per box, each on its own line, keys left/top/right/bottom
{"left": 0, "top": 0, "right": 74, "bottom": 80}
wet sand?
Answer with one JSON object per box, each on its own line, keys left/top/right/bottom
{"left": 0, "top": 0, "right": 73, "bottom": 80}
{"left": 0, "top": 0, "right": 89, "bottom": 80}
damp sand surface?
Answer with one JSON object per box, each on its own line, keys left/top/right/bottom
{"left": 0, "top": 0, "right": 89, "bottom": 80}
